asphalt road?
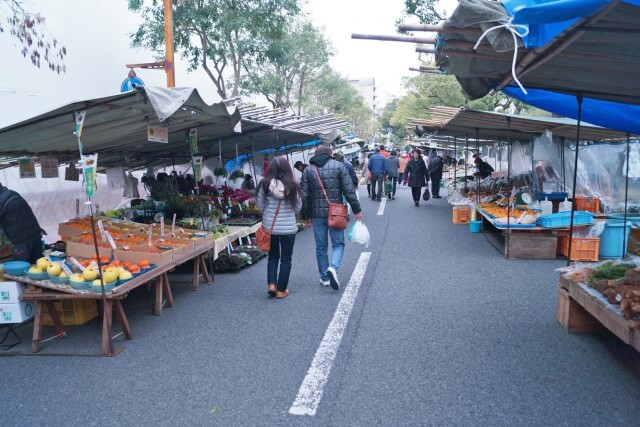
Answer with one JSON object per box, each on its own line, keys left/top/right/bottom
{"left": 2, "top": 185, "right": 640, "bottom": 426}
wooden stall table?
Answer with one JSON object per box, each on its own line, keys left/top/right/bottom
{"left": 558, "top": 273, "right": 640, "bottom": 352}
{"left": 213, "top": 222, "right": 262, "bottom": 259}
{"left": 475, "top": 207, "right": 567, "bottom": 259}
{"left": 4, "top": 240, "right": 214, "bottom": 356}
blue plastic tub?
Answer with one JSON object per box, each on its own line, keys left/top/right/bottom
{"left": 599, "top": 219, "right": 631, "bottom": 259}
{"left": 537, "top": 211, "right": 594, "bottom": 228}
{"left": 469, "top": 220, "right": 482, "bottom": 233}
{"left": 607, "top": 213, "right": 640, "bottom": 227}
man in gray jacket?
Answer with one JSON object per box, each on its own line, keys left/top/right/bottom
{"left": 385, "top": 150, "right": 400, "bottom": 199}
{"left": 301, "top": 145, "right": 362, "bottom": 290}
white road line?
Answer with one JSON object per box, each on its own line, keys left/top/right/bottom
{"left": 377, "top": 197, "right": 386, "bottom": 215}
{"left": 289, "top": 252, "right": 372, "bottom": 416}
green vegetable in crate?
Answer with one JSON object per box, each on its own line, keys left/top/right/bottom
{"left": 587, "top": 261, "right": 636, "bottom": 287}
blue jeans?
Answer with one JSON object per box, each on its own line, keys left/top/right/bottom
{"left": 268, "top": 234, "right": 296, "bottom": 292}
{"left": 312, "top": 217, "right": 345, "bottom": 282}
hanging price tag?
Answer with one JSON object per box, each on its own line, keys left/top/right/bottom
{"left": 160, "top": 216, "right": 165, "bottom": 240}
{"left": 68, "top": 257, "right": 86, "bottom": 272}
{"left": 171, "top": 213, "right": 176, "bottom": 237}
{"left": 90, "top": 261, "right": 100, "bottom": 271}
{"left": 148, "top": 225, "right": 153, "bottom": 247}
{"left": 97, "top": 220, "right": 106, "bottom": 241}
{"left": 59, "top": 262, "right": 73, "bottom": 277}
{"left": 104, "top": 231, "right": 117, "bottom": 250}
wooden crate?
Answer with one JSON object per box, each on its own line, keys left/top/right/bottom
{"left": 557, "top": 286, "right": 603, "bottom": 333}
{"left": 575, "top": 196, "right": 600, "bottom": 213}
{"left": 43, "top": 300, "right": 98, "bottom": 326}
{"left": 452, "top": 206, "right": 471, "bottom": 224}
{"left": 558, "top": 236, "right": 600, "bottom": 261}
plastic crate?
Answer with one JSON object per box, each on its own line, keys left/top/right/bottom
{"left": 558, "top": 236, "right": 600, "bottom": 261}
{"left": 43, "top": 300, "right": 98, "bottom": 326}
{"left": 537, "top": 211, "right": 594, "bottom": 228}
{"left": 453, "top": 206, "right": 471, "bottom": 224}
{"left": 575, "top": 196, "right": 600, "bottom": 213}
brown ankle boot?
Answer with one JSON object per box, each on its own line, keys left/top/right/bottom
{"left": 276, "top": 290, "right": 289, "bottom": 299}
{"left": 268, "top": 284, "right": 276, "bottom": 297}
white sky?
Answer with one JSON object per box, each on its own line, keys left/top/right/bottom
{"left": 0, "top": 0, "right": 458, "bottom": 128}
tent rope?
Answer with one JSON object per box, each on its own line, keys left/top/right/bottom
{"left": 473, "top": 18, "right": 529, "bottom": 95}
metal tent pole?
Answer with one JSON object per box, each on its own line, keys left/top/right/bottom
{"left": 475, "top": 129, "right": 480, "bottom": 206}
{"left": 567, "top": 93, "right": 583, "bottom": 267}
{"left": 464, "top": 134, "right": 469, "bottom": 193}
{"left": 506, "top": 117, "right": 512, "bottom": 259}
{"left": 453, "top": 137, "right": 457, "bottom": 189}
{"left": 250, "top": 136, "right": 258, "bottom": 180}
{"left": 623, "top": 133, "right": 631, "bottom": 258}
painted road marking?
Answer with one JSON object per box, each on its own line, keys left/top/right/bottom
{"left": 289, "top": 252, "right": 372, "bottom": 416}
{"left": 377, "top": 197, "right": 386, "bottom": 215}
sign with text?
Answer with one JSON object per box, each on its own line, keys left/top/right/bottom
{"left": 40, "top": 157, "right": 59, "bottom": 178}
{"left": 148, "top": 125, "right": 169, "bottom": 143}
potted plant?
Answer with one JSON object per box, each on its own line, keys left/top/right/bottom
{"left": 213, "top": 166, "right": 228, "bottom": 185}
{"left": 229, "top": 170, "right": 245, "bottom": 189}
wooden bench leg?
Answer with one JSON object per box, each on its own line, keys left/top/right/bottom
{"left": 162, "top": 273, "right": 174, "bottom": 308}
{"left": 45, "top": 301, "right": 65, "bottom": 334}
{"left": 154, "top": 275, "right": 164, "bottom": 316}
{"left": 199, "top": 255, "right": 213, "bottom": 285}
{"left": 31, "top": 301, "right": 44, "bottom": 353}
{"left": 557, "top": 287, "right": 604, "bottom": 333}
{"left": 114, "top": 300, "right": 132, "bottom": 340}
{"left": 192, "top": 255, "right": 201, "bottom": 291}
{"left": 101, "top": 299, "right": 115, "bottom": 355}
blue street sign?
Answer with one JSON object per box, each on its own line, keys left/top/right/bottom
{"left": 387, "top": 127, "right": 393, "bottom": 133}
{"left": 348, "top": 133, "right": 354, "bottom": 139}
{"left": 120, "top": 77, "right": 145, "bottom": 92}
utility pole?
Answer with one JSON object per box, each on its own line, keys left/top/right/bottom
{"left": 126, "top": 0, "right": 175, "bottom": 88}
{"left": 163, "top": 0, "right": 175, "bottom": 87}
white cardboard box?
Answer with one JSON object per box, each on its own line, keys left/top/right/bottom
{"left": 0, "top": 302, "right": 35, "bottom": 324}
{"left": 0, "top": 281, "right": 25, "bottom": 304}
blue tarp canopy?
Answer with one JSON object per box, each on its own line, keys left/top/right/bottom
{"left": 436, "top": 0, "right": 640, "bottom": 135}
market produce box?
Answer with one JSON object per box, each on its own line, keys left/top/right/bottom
{"left": 574, "top": 196, "right": 600, "bottom": 213}
{"left": 452, "top": 206, "right": 471, "bottom": 224}
{"left": 0, "top": 282, "right": 25, "bottom": 304}
{"left": 558, "top": 236, "right": 600, "bottom": 262}
{"left": 43, "top": 300, "right": 98, "bottom": 326}
{"left": 0, "top": 301, "right": 35, "bottom": 324}
{"left": 65, "top": 238, "right": 113, "bottom": 259}
{"left": 126, "top": 233, "right": 195, "bottom": 254}
{"left": 114, "top": 246, "right": 173, "bottom": 266}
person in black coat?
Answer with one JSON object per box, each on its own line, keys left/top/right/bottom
{"left": 428, "top": 151, "right": 444, "bottom": 198}
{"left": 0, "top": 183, "right": 45, "bottom": 263}
{"left": 404, "top": 149, "right": 429, "bottom": 207}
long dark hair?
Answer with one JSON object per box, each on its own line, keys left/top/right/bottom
{"left": 258, "top": 156, "right": 299, "bottom": 206}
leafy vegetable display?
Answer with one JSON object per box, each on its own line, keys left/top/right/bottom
{"left": 587, "top": 261, "right": 636, "bottom": 286}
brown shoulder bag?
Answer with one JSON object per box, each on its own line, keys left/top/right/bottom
{"left": 256, "top": 199, "right": 282, "bottom": 251}
{"left": 314, "top": 166, "right": 348, "bottom": 230}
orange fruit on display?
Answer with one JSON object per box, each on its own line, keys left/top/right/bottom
{"left": 127, "top": 265, "right": 140, "bottom": 273}
{"left": 139, "top": 259, "right": 150, "bottom": 267}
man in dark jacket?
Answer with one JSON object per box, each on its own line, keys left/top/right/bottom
{"left": 0, "top": 183, "right": 44, "bottom": 263}
{"left": 334, "top": 151, "right": 358, "bottom": 188}
{"left": 428, "top": 150, "right": 444, "bottom": 198}
{"left": 385, "top": 150, "right": 400, "bottom": 199}
{"left": 367, "top": 147, "right": 387, "bottom": 201}
{"left": 301, "top": 145, "right": 362, "bottom": 291}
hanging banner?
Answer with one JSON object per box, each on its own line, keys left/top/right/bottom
{"left": 193, "top": 156, "right": 203, "bottom": 183}
{"left": 106, "top": 167, "right": 126, "bottom": 190}
{"left": 18, "top": 158, "right": 36, "bottom": 179}
{"left": 82, "top": 154, "right": 98, "bottom": 197}
{"left": 188, "top": 128, "right": 198, "bottom": 154}
{"left": 148, "top": 125, "right": 169, "bottom": 143}
{"left": 74, "top": 110, "right": 87, "bottom": 155}
{"left": 40, "top": 157, "right": 59, "bottom": 178}
{"left": 65, "top": 163, "right": 80, "bottom": 181}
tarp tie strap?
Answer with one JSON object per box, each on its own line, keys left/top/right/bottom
{"left": 435, "top": 34, "right": 448, "bottom": 50}
{"left": 473, "top": 18, "right": 529, "bottom": 95}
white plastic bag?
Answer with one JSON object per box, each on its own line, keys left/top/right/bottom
{"left": 348, "top": 220, "right": 370, "bottom": 248}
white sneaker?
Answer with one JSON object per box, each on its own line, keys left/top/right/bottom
{"left": 326, "top": 267, "right": 340, "bottom": 290}
{"left": 320, "top": 279, "right": 330, "bottom": 287}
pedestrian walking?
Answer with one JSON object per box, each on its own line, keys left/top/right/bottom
{"left": 335, "top": 151, "right": 358, "bottom": 188}
{"left": 361, "top": 153, "right": 372, "bottom": 197}
{"left": 398, "top": 152, "right": 409, "bottom": 187}
{"left": 367, "top": 147, "right": 387, "bottom": 201}
{"left": 404, "top": 149, "right": 429, "bottom": 207}
{"left": 428, "top": 151, "right": 444, "bottom": 198}
{"left": 385, "top": 150, "right": 400, "bottom": 199}
{"left": 379, "top": 144, "right": 390, "bottom": 159}
{"left": 256, "top": 157, "right": 302, "bottom": 299}
{"left": 301, "top": 145, "right": 362, "bottom": 290}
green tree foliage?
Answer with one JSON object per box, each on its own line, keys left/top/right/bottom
{"left": 396, "top": 0, "right": 445, "bottom": 31}
{"left": 302, "top": 68, "right": 375, "bottom": 140}
{"left": 128, "top": 0, "right": 300, "bottom": 99}
{"left": 387, "top": 73, "right": 547, "bottom": 134}
{"left": 0, "top": 0, "right": 67, "bottom": 72}
{"left": 242, "top": 19, "right": 332, "bottom": 113}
